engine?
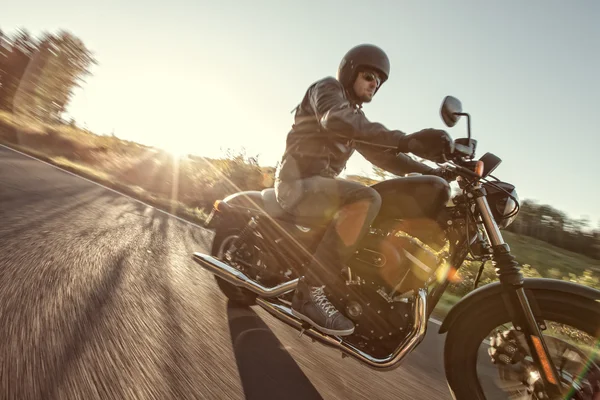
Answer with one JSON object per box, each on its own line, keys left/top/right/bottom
{"left": 248, "top": 212, "right": 447, "bottom": 356}
{"left": 328, "top": 282, "right": 414, "bottom": 357}
{"left": 324, "top": 226, "right": 446, "bottom": 356}
{"left": 347, "top": 226, "right": 445, "bottom": 294}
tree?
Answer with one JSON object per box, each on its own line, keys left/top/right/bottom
{"left": 0, "top": 28, "right": 96, "bottom": 121}
{"left": 507, "top": 201, "right": 599, "bottom": 260}
{"left": 0, "top": 28, "right": 37, "bottom": 113}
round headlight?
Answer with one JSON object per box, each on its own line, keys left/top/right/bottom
{"left": 482, "top": 182, "right": 519, "bottom": 229}
{"left": 497, "top": 189, "right": 519, "bottom": 228}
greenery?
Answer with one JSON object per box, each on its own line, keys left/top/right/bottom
{"left": 442, "top": 230, "right": 599, "bottom": 297}
{"left": 433, "top": 230, "right": 600, "bottom": 318}
{"left": 0, "top": 108, "right": 272, "bottom": 224}
{"left": 507, "top": 199, "right": 599, "bottom": 260}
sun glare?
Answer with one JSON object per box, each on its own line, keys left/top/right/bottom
{"left": 163, "top": 142, "right": 189, "bottom": 159}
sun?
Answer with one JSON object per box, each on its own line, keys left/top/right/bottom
{"left": 162, "top": 141, "right": 189, "bottom": 159}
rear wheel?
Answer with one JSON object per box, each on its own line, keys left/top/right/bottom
{"left": 444, "top": 289, "right": 600, "bottom": 399}
{"left": 211, "top": 229, "right": 257, "bottom": 306}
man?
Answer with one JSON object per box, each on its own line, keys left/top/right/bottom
{"left": 274, "top": 43, "right": 454, "bottom": 336}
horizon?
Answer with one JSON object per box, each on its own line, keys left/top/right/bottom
{"left": 3, "top": 0, "right": 599, "bottom": 224}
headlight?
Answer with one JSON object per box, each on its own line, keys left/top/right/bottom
{"left": 498, "top": 189, "right": 519, "bottom": 228}
{"left": 482, "top": 182, "right": 519, "bottom": 229}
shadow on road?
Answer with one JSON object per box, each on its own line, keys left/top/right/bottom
{"left": 39, "top": 249, "right": 129, "bottom": 399}
{"left": 0, "top": 186, "right": 105, "bottom": 239}
{"left": 226, "top": 301, "right": 323, "bottom": 400}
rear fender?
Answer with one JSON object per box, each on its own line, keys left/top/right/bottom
{"left": 205, "top": 190, "right": 264, "bottom": 229}
{"left": 438, "top": 278, "right": 600, "bottom": 334}
{"left": 221, "top": 190, "right": 265, "bottom": 211}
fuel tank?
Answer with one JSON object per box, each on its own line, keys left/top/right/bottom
{"left": 370, "top": 175, "right": 451, "bottom": 220}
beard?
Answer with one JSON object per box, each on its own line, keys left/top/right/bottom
{"left": 359, "top": 93, "right": 373, "bottom": 103}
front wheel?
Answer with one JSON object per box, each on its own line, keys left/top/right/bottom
{"left": 444, "top": 289, "right": 600, "bottom": 399}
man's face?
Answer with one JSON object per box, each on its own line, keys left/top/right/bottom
{"left": 352, "top": 70, "right": 382, "bottom": 103}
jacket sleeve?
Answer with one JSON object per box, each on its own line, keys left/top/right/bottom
{"left": 355, "top": 143, "right": 435, "bottom": 176}
{"left": 309, "top": 77, "right": 406, "bottom": 147}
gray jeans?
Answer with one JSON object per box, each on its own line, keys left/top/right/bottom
{"left": 274, "top": 176, "right": 381, "bottom": 288}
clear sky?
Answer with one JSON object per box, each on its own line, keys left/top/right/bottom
{"left": 3, "top": 0, "right": 599, "bottom": 224}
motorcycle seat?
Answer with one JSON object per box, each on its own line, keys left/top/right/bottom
{"left": 260, "top": 188, "right": 329, "bottom": 228}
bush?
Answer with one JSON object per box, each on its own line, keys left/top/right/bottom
{"left": 446, "top": 259, "right": 600, "bottom": 297}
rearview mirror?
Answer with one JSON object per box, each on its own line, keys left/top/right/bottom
{"left": 440, "top": 96, "right": 462, "bottom": 127}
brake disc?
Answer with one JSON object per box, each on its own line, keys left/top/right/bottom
{"left": 488, "top": 328, "right": 600, "bottom": 399}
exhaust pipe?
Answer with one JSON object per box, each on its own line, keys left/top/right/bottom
{"left": 192, "top": 252, "right": 298, "bottom": 297}
{"left": 256, "top": 289, "right": 428, "bottom": 371}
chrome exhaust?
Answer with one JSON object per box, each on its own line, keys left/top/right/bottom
{"left": 256, "top": 288, "right": 428, "bottom": 371}
{"left": 192, "top": 252, "right": 298, "bottom": 297}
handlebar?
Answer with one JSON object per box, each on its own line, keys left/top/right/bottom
{"left": 446, "top": 138, "right": 477, "bottom": 161}
{"left": 444, "top": 139, "right": 483, "bottom": 179}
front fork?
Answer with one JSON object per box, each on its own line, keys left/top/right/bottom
{"left": 474, "top": 188, "right": 564, "bottom": 398}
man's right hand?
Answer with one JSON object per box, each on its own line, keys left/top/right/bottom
{"left": 398, "top": 128, "right": 454, "bottom": 162}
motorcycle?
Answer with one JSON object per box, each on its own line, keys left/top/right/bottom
{"left": 193, "top": 96, "right": 600, "bottom": 399}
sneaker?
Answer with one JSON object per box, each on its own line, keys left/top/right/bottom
{"left": 291, "top": 280, "right": 355, "bottom": 336}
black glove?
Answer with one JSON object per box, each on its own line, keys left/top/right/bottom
{"left": 426, "top": 166, "right": 458, "bottom": 182}
{"left": 398, "top": 128, "right": 454, "bottom": 163}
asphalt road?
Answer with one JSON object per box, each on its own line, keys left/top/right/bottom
{"left": 0, "top": 145, "right": 467, "bottom": 400}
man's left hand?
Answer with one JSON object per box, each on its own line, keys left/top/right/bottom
{"left": 427, "top": 167, "right": 458, "bottom": 182}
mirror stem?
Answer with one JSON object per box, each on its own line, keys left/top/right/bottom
{"left": 455, "top": 112, "right": 472, "bottom": 143}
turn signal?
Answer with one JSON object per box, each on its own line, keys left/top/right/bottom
{"left": 475, "top": 161, "right": 485, "bottom": 177}
{"left": 531, "top": 336, "right": 559, "bottom": 385}
{"left": 213, "top": 200, "right": 222, "bottom": 211}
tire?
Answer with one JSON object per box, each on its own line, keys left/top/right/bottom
{"left": 211, "top": 228, "right": 257, "bottom": 306}
{"left": 444, "top": 289, "right": 600, "bottom": 399}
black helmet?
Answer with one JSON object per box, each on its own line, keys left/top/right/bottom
{"left": 337, "top": 44, "right": 390, "bottom": 93}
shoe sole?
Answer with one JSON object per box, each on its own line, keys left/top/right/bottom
{"left": 291, "top": 309, "right": 355, "bottom": 337}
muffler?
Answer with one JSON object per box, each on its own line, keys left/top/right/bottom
{"left": 192, "top": 252, "right": 298, "bottom": 297}
{"left": 256, "top": 289, "right": 428, "bottom": 371}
